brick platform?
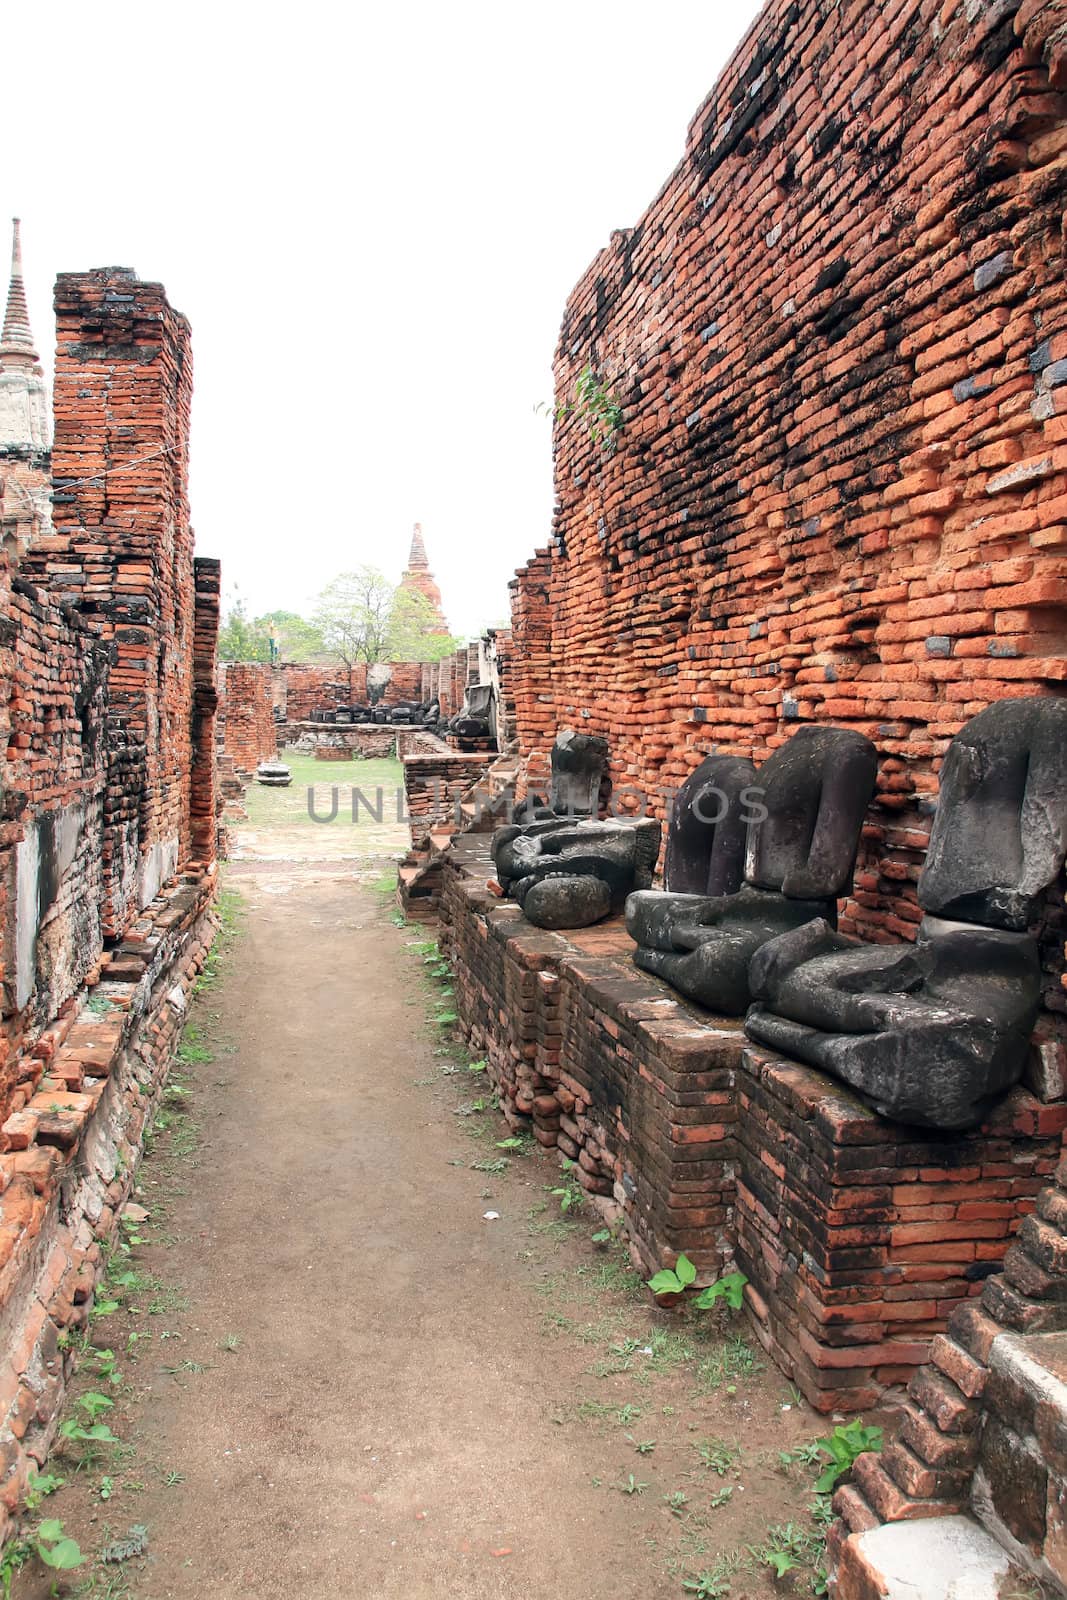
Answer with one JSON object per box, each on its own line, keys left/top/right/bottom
{"left": 738, "top": 1049, "right": 1066, "bottom": 1411}
{"left": 440, "top": 838, "right": 1066, "bottom": 1410}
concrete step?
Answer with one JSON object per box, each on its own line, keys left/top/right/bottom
{"left": 834, "top": 1515, "right": 1012, "bottom": 1599}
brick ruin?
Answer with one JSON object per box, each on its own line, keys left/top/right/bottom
{"left": 0, "top": 243, "right": 221, "bottom": 1529}
{"left": 428, "top": 0, "right": 1067, "bottom": 1590}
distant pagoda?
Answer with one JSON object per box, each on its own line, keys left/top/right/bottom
{"left": 398, "top": 523, "right": 450, "bottom": 633}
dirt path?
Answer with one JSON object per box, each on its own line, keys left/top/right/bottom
{"left": 131, "top": 870, "right": 684, "bottom": 1599}
{"left": 18, "top": 761, "right": 842, "bottom": 1600}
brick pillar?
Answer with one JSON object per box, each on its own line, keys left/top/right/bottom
{"left": 24, "top": 268, "right": 196, "bottom": 934}
{"left": 191, "top": 558, "right": 220, "bottom": 862}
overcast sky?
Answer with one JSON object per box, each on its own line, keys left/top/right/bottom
{"left": 6, "top": 1, "right": 764, "bottom": 640}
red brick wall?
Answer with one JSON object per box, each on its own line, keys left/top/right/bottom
{"left": 24, "top": 269, "right": 198, "bottom": 935}
{"left": 0, "top": 556, "right": 111, "bottom": 1107}
{"left": 509, "top": 0, "right": 1067, "bottom": 1004}
{"left": 278, "top": 660, "right": 429, "bottom": 721}
{"left": 219, "top": 662, "right": 276, "bottom": 773}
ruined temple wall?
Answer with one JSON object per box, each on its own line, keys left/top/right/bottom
{"left": 0, "top": 559, "right": 112, "bottom": 1111}
{"left": 218, "top": 662, "right": 276, "bottom": 773}
{"left": 23, "top": 269, "right": 198, "bottom": 935}
{"left": 508, "top": 0, "right": 1067, "bottom": 986}
{"left": 276, "top": 660, "right": 427, "bottom": 721}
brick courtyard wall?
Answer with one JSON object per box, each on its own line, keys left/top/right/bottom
{"left": 508, "top": 0, "right": 1067, "bottom": 1025}
{"left": 190, "top": 558, "right": 221, "bottom": 861}
{"left": 23, "top": 269, "right": 198, "bottom": 936}
{"left": 219, "top": 662, "right": 276, "bottom": 773}
{"left": 277, "top": 660, "right": 429, "bottom": 721}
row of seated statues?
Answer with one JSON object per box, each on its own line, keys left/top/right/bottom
{"left": 307, "top": 699, "right": 441, "bottom": 727}
{"left": 488, "top": 700, "right": 1067, "bottom": 1132}
{"left": 304, "top": 685, "right": 497, "bottom": 743}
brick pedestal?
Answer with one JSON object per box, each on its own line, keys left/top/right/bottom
{"left": 738, "top": 1049, "right": 1067, "bottom": 1410}
{"left": 440, "top": 842, "right": 1067, "bottom": 1409}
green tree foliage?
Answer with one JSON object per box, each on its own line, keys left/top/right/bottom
{"left": 312, "top": 566, "right": 460, "bottom": 675}
{"left": 217, "top": 597, "right": 325, "bottom": 663}
{"left": 218, "top": 572, "right": 459, "bottom": 672}
{"left": 217, "top": 595, "right": 270, "bottom": 662}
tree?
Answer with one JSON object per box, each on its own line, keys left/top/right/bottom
{"left": 217, "top": 594, "right": 270, "bottom": 662}
{"left": 312, "top": 566, "right": 461, "bottom": 690}
{"left": 258, "top": 610, "right": 325, "bottom": 663}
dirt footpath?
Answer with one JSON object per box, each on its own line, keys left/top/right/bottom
{"left": 132, "top": 872, "right": 685, "bottom": 1599}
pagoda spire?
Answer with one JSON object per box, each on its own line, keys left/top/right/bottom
{"left": 1, "top": 220, "right": 40, "bottom": 370}
{"left": 407, "top": 522, "right": 429, "bottom": 570}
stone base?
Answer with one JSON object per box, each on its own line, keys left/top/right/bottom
{"left": 440, "top": 836, "right": 1066, "bottom": 1410}
{"left": 281, "top": 722, "right": 398, "bottom": 759}
{"left": 738, "top": 1049, "right": 1066, "bottom": 1411}
{"left": 832, "top": 1515, "right": 1011, "bottom": 1599}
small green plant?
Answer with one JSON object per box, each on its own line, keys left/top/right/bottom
{"left": 2, "top": 1520, "right": 84, "bottom": 1595}
{"left": 693, "top": 1438, "right": 739, "bottom": 1477}
{"left": 98, "top": 1475, "right": 115, "bottom": 1500}
{"left": 24, "top": 1473, "right": 64, "bottom": 1511}
{"left": 646, "top": 1255, "right": 748, "bottom": 1312}
{"left": 708, "top": 1486, "right": 733, "bottom": 1509}
{"left": 59, "top": 1393, "right": 121, "bottom": 1466}
{"left": 693, "top": 1273, "right": 747, "bottom": 1312}
{"left": 617, "top": 1473, "right": 648, "bottom": 1495}
{"left": 539, "top": 363, "right": 625, "bottom": 453}
{"left": 682, "top": 1573, "right": 729, "bottom": 1600}
{"left": 626, "top": 1434, "right": 656, "bottom": 1455}
{"left": 647, "top": 1252, "right": 697, "bottom": 1296}
{"left": 664, "top": 1489, "right": 689, "bottom": 1516}
{"left": 814, "top": 1418, "right": 883, "bottom": 1493}
{"left": 778, "top": 1440, "right": 824, "bottom": 1472}
{"left": 467, "top": 1059, "right": 487, "bottom": 1073}
{"left": 219, "top": 1333, "right": 240, "bottom": 1353}
{"left": 550, "top": 1182, "right": 584, "bottom": 1214}
{"left": 101, "top": 1525, "right": 148, "bottom": 1563}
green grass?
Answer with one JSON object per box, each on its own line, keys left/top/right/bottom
{"left": 242, "top": 751, "right": 405, "bottom": 831}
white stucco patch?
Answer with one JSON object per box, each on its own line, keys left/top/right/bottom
{"left": 850, "top": 1516, "right": 1010, "bottom": 1599}
{"left": 14, "top": 823, "right": 41, "bottom": 1010}
{"left": 139, "top": 836, "right": 179, "bottom": 909}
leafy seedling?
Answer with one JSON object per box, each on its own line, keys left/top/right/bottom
{"left": 694, "top": 1272, "right": 748, "bottom": 1312}
{"left": 617, "top": 1474, "right": 648, "bottom": 1495}
{"left": 33, "top": 1519, "right": 83, "bottom": 1579}
{"left": 647, "top": 1252, "right": 697, "bottom": 1297}
{"left": 682, "top": 1575, "right": 728, "bottom": 1600}
{"left": 24, "top": 1473, "right": 64, "bottom": 1511}
{"left": 814, "top": 1418, "right": 883, "bottom": 1493}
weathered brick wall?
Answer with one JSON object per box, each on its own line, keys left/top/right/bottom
{"left": 509, "top": 0, "right": 1067, "bottom": 1003}
{"left": 277, "top": 660, "right": 428, "bottom": 721}
{"left": 190, "top": 558, "right": 220, "bottom": 862}
{"left": 23, "top": 269, "right": 198, "bottom": 934}
{"left": 218, "top": 662, "right": 276, "bottom": 773}
{"left": 0, "top": 558, "right": 111, "bottom": 1110}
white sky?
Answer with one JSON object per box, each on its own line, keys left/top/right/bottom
{"left": 6, "top": 0, "right": 764, "bottom": 640}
